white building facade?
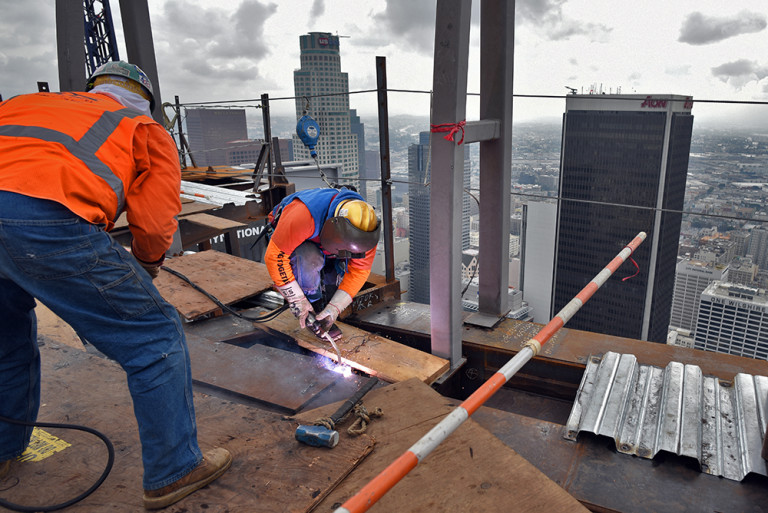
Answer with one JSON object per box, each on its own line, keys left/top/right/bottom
{"left": 694, "top": 281, "right": 768, "bottom": 360}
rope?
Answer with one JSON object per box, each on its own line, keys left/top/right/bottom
{"left": 430, "top": 120, "right": 466, "bottom": 145}
{"left": 347, "top": 403, "right": 383, "bottom": 436}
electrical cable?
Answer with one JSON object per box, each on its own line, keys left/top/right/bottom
{"left": 0, "top": 415, "right": 114, "bottom": 512}
{"left": 160, "top": 266, "right": 289, "bottom": 322}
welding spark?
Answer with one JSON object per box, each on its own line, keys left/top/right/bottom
{"left": 319, "top": 357, "right": 353, "bottom": 378}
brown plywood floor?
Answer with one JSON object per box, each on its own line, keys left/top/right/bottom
{"left": 0, "top": 339, "right": 374, "bottom": 512}
{"left": 293, "top": 378, "right": 589, "bottom": 513}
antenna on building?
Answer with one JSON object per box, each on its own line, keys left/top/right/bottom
{"left": 565, "top": 86, "right": 577, "bottom": 95}
{"left": 335, "top": 32, "right": 351, "bottom": 38}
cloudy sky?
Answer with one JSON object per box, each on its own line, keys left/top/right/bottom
{"left": 1, "top": 0, "right": 767, "bottom": 125}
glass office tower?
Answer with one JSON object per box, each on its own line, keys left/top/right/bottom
{"left": 553, "top": 94, "right": 694, "bottom": 343}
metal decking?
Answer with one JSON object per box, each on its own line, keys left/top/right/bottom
{"left": 565, "top": 351, "right": 768, "bottom": 481}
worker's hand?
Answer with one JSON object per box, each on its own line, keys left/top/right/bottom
{"left": 131, "top": 244, "right": 164, "bottom": 280}
{"left": 276, "top": 281, "right": 314, "bottom": 328}
{"left": 138, "top": 261, "right": 161, "bottom": 280}
{"left": 316, "top": 290, "right": 352, "bottom": 333}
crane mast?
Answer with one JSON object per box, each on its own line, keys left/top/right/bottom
{"left": 83, "top": 0, "right": 120, "bottom": 75}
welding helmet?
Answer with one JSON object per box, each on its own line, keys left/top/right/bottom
{"left": 85, "top": 61, "right": 155, "bottom": 111}
{"left": 319, "top": 200, "right": 381, "bottom": 257}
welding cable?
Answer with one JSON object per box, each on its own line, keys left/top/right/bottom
{"left": 160, "top": 266, "right": 288, "bottom": 322}
{"left": 0, "top": 414, "right": 114, "bottom": 512}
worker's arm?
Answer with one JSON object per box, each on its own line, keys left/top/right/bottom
{"left": 124, "top": 123, "right": 182, "bottom": 267}
{"left": 339, "top": 247, "right": 375, "bottom": 297}
{"left": 264, "top": 201, "right": 317, "bottom": 287}
{"left": 265, "top": 201, "right": 317, "bottom": 327}
{"left": 315, "top": 246, "right": 375, "bottom": 331}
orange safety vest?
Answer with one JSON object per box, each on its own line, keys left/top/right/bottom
{"left": 0, "top": 92, "right": 181, "bottom": 263}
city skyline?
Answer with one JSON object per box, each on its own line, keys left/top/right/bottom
{"left": 2, "top": 0, "right": 767, "bottom": 125}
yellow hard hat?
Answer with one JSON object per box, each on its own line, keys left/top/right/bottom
{"left": 335, "top": 200, "right": 377, "bottom": 232}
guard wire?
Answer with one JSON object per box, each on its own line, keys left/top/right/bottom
{"left": 0, "top": 414, "right": 114, "bottom": 512}
{"left": 160, "top": 266, "right": 288, "bottom": 322}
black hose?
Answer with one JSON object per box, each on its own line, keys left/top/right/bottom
{"left": 161, "top": 266, "right": 288, "bottom": 322}
{"left": 0, "top": 415, "right": 114, "bottom": 512}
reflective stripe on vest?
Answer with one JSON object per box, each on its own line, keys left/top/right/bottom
{"left": 0, "top": 108, "right": 144, "bottom": 220}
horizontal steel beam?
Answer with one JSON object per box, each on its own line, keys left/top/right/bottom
{"left": 462, "top": 119, "right": 500, "bottom": 144}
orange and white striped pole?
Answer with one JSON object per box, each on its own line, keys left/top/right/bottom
{"left": 333, "top": 232, "right": 647, "bottom": 513}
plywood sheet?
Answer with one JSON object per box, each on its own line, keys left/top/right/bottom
{"left": 1, "top": 340, "right": 374, "bottom": 512}
{"left": 292, "top": 378, "right": 588, "bottom": 513}
{"left": 155, "top": 250, "right": 274, "bottom": 320}
{"left": 259, "top": 314, "right": 450, "bottom": 385}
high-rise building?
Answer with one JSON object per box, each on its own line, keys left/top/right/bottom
{"left": 292, "top": 32, "right": 359, "bottom": 187}
{"left": 694, "top": 281, "right": 768, "bottom": 360}
{"left": 747, "top": 226, "right": 768, "bottom": 269}
{"left": 552, "top": 94, "right": 694, "bottom": 343}
{"left": 186, "top": 108, "right": 248, "bottom": 167}
{"left": 669, "top": 258, "right": 727, "bottom": 332}
{"left": 407, "top": 131, "right": 431, "bottom": 304}
{"left": 726, "top": 257, "right": 758, "bottom": 286}
{"left": 350, "top": 109, "right": 366, "bottom": 194}
{"left": 407, "top": 131, "right": 471, "bottom": 304}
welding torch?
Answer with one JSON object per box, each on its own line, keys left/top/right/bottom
{"left": 306, "top": 311, "right": 343, "bottom": 365}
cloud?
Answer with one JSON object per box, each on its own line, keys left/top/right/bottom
{"left": 0, "top": 1, "right": 58, "bottom": 97}
{"left": 370, "top": 0, "right": 437, "bottom": 53}
{"left": 711, "top": 59, "right": 768, "bottom": 89}
{"left": 678, "top": 11, "right": 767, "bottom": 45}
{"left": 157, "top": 0, "right": 276, "bottom": 60}
{"left": 310, "top": 0, "right": 325, "bottom": 18}
{"left": 149, "top": 0, "right": 277, "bottom": 101}
{"left": 516, "top": 0, "right": 612, "bottom": 42}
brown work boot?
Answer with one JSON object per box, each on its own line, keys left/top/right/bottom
{"left": 142, "top": 448, "right": 232, "bottom": 510}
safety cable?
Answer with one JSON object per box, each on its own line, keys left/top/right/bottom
{"left": 160, "top": 266, "right": 288, "bottom": 322}
{"left": 0, "top": 415, "right": 114, "bottom": 512}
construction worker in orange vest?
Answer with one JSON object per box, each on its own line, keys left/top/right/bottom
{"left": 0, "top": 61, "right": 230, "bottom": 509}
{"left": 266, "top": 187, "right": 380, "bottom": 338}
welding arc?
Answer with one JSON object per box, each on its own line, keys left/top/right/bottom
{"left": 0, "top": 414, "right": 115, "bottom": 512}
{"left": 333, "top": 232, "right": 648, "bottom": 513}
{"left": 161, "top": 266, "right": 288, "bottom": 322}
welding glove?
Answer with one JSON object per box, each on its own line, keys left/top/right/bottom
{"left": 276, "top": 280, "right": 314, "bottom": 328}
{"left": 133, "top": 250, "right": 163, "bottom": 280}
{"left": 315, "top": 289, "right": 352, "bottom": 334}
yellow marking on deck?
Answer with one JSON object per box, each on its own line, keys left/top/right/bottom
{"left": 17, "top": 428, "right": 71, "bottom": 462}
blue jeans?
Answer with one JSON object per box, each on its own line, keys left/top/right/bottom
{"left": 290, "top": 241, "right": 345, "bottom": 306}
{"left": 0, "top": 191, "right": 201, "bottom": 490}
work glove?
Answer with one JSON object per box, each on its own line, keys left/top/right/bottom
{"left": 315, "top": 289, "right": 352, "bottom": 334}
{"left": 276, "top": 281, "right": 314, "bottom": 328}
{"left": 139, "top": 262, "right": 161, "bottom": 279}
{"left": 133, "top": 250, "right": 163, "bottom": 280}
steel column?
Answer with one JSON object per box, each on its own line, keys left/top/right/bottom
{"left": 376, "top": 56, "right": 395, "bottom": 282}
{"left": 118, "top": 0, "right": 162, "bottom": 122}
{"left": 429, "top": 0, "right": 472, "bottom": 367}
{"left": 477, "top": 0, "right": 514, "bottom": 317}
{"left": 56, "top": 0, "right": 88, "bottom": 92}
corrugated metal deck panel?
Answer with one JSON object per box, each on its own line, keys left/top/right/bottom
{"left": 565, "top": 351, "right": 768, "bottom": 481}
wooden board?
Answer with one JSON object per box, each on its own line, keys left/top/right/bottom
{"left": 292, "top": 378, "right": 589, "bottom": 513}
{"left": 155, "top": 250, "right": 274, "bottom": 320}
{"left": 183, "top": 212, "right": 247, "bottom": 231}
{"left": 2, "top": 338, "right": 374, "bottom": 512}
{"left": 187, "top": 332, "right": 347, "bottom": 413}
{"left": 259, "top": 314, "right": 450, "bottom": 385}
